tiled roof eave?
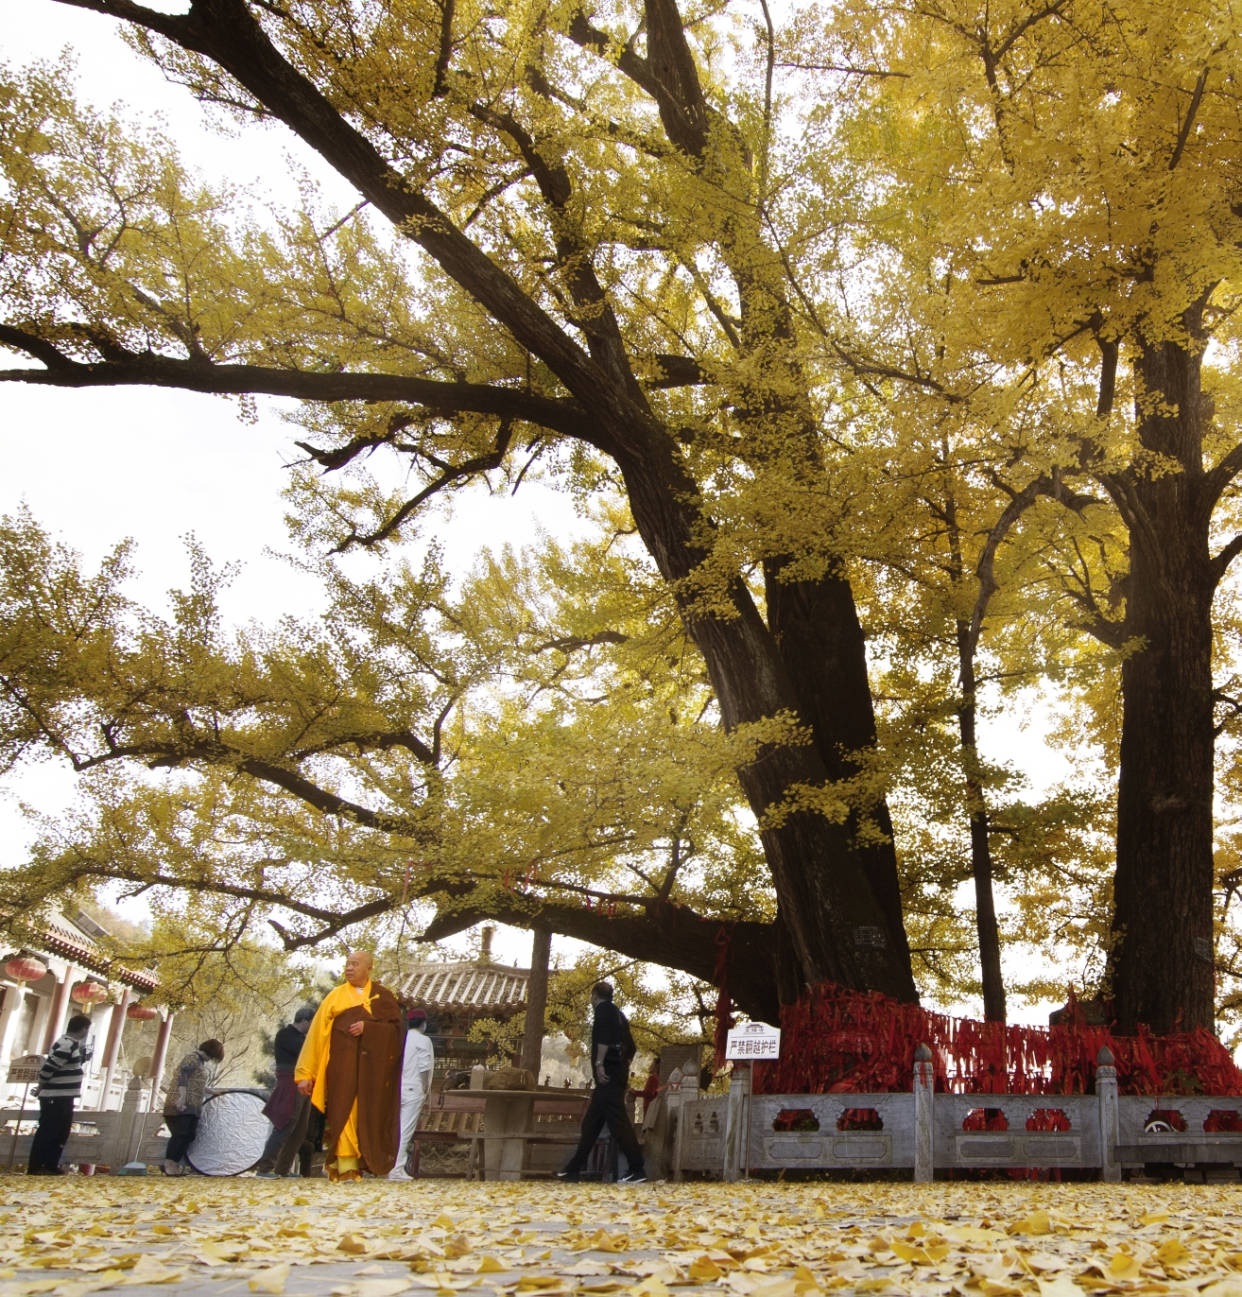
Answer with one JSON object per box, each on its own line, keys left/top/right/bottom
{"left": 400, "top": 960, "right": 530, "bottom": 1013}
{"left": 3, "top": 915, "right": 158, "bottom": 992}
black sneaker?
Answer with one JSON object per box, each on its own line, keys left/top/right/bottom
{"left": 556, "top": 1169, "right": 580, "bottom": 1181}
{"left": 618, "top": 1171, "right": 647, "bottom": 1183}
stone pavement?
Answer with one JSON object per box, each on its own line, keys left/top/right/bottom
{"left": 2, "top": 1175, "right": 1242, "bottom": 1296}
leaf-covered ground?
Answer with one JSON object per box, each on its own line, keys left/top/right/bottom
{"left": 1, "top": 1178, "right": 1240, "bottom": 1297}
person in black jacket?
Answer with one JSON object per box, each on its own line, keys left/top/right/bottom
{"left": 28, "top": 1013, "right": 93, "bottom": 1175}
{"left": 254, "top": 1005, "right": 315, "bottom": 1175}
{"left": 558, "top": 982, "right": 647, "bottom": 1183}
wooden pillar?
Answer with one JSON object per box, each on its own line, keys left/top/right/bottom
{"left": 519, "top": 926, "right": 551, "bottom": 1079}
{"left": 40, "top": 968, "right": 73, "bottom": 1054}
{"left": 0, "top": 983, "right": 22, "bottom": 1063}
{"left": 148, "top": 1012, "right": 174, "bottom": 1110}
{"left": 98, "top": 987, "right": 133, "bottom": 1110}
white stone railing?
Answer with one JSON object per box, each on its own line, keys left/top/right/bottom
{"left": 664, "top": 1047, "right": 1242, "bottom": 1182}
{"left": 0, "top": 1076, "right": 166, "bottom": 1172}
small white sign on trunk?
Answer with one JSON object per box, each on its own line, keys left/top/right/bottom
{"left": 724, "top": 1020, "right": 781, "bottom": 1061}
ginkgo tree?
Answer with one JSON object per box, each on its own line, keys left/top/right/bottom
{"left": 0, "top": 0, "right": 922, "bottom": 1010}
{"left": 4, "top": 0, "right": 1242, "bottom": 1038}
{"left": 790, "top": 0, "right": 1242, "bottom": 1033}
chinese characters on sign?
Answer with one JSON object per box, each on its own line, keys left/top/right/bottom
{"left": 724, "top": 1021, "right": 781, "bottom": 1061}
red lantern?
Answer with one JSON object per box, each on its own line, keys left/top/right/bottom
{"left": 125, "top": 1002, "right": 158, "bottom": 1021}
{"left": 3, "top": 955, "right": 48, "bottom": 983}
{"left": 70, "top": 979, "right": 109, "bottom": 1005}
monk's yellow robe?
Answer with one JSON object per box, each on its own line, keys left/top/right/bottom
{"left": 295, "top": 979, "right": 402, "bottom": 1180}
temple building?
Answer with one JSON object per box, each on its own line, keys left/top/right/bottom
{"left": 1, "top": 909, "right": 173, "bottom": 1113}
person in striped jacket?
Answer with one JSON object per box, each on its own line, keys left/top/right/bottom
{"left": 28, "top": 1013, "right": 93, "bottom": 1175}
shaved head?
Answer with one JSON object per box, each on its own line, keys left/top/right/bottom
{"left": 344, "top": 950, "right": 374, "bottom": 987}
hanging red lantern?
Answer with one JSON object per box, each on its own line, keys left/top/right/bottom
{"left": 125, "top": 1002, "right": 158, "bottom": 1021}
{"left": 3, "top": 954, "right": 48, "bottom": 983}
{"left": 70, "top": 979, "right": 109, "bottom": 1005}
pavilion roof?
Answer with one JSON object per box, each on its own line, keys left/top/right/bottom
{"left": 399, "top": 958, "right": 529, "bottom": 1014}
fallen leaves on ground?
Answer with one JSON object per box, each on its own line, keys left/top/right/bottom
{"left": 0, "top": 1178, "right": 1239, "bottom": 1296}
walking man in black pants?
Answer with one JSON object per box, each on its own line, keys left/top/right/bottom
{"left": 558, "top": 982, "right": 647, "bottom": 1183}
{"left": 28, "top": 1013, "right": 93, "bottom": 1175}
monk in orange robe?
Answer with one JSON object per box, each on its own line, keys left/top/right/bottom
{"left": 295, "top": 950, "right": 403, "bottom": 1181}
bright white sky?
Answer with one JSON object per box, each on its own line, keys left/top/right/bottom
{"left": 1, "top": 3, "right": 1085, "bottom": 1019}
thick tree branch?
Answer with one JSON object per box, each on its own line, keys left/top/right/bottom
{"left": 966, "top": 477, "right": 1044, "bottom": 661}
{"left": 4, "top": 854, "right": 395, "bottom": 935}
{"left": 288, "top": 727, "right": 438, "bottom": 766}
{"left": 1169, "top": 65, "right": 1212, "bottom": 172}
{"left": 649, "top": 353, "right": 706, "bottom": 388}
{"left": 567, "top": 12, "right": 661, "bottom": 101}
{"left": 1211, "top": 531, "right": 1242, "bottom": 588}
{"left": 1201, "top": 441, "right": 1242, "bottom": 538}
{"left": 225, "top": 751, "right": 435, "bottom": 837}
{"left": 1096, "top": 336, "right": 1118, "bottom": 417}
{"left": 642, "top": 0, "right": 713, "bottom": 157}
{"left": 531, "top": 631, "right": 629, "bottom": 653}
{"left": 0, "top": 324, "right": 78, "bottom": 372}
{"left": 466, "top": 81, "right": 645, "bottom": 404}
{"left": 267, "top": 899, "right": 394, "bottom": 950}
{"left": 0, "top": 331, "right": 590, "bottom": 437}
{"left": 422, "top": 895, "right": 781, "bottom": 1020}
{"left": 59, "top": 726, "right": 435, "bottom": 837}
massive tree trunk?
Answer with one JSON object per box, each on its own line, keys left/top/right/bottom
{"left": 617, "top": 445, "right": 918, "bottom": 1002}
{"left": 764, "top": 566, "right": 917, "bottom": 992}
{"left": 1105, "top": 313, "right": 1218, "bottom": 1035}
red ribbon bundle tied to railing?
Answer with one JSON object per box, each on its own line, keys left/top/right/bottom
{"left": 748, "top": 983, "right": 1242, "bottom": 1098}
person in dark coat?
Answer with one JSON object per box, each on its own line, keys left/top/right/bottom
{"left": 254, "top": 1004, "right": 315, "bottom": 1174}
{"left": 28, "top": 1013, "right": 93, "bottom": 1175}
{"left": 558, "top": 982, "right": 647, "bottom": 1183}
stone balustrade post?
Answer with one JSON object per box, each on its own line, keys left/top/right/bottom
{"left": 723, "top": 1061, "right": 751, "bottom": 1182}
{"left": 913, "top": 1042, "right": 934, "bottom": 1183}
{"left": 1096, "top": 1046, "right": 1120, "bottom": 1182}
{"left": 664, "top": 1066, "right": 684, "bottom": 1181}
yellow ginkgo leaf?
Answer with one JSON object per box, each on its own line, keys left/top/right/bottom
{"left": 1010, "top": 1211, "right": 1052, "bottom": 1236}
{"left": 890, "top": 1240, "right": 933, "bottom": 1264}
{"left": 688, "top": 1256, "right": 726, "bottom": 1281}
{"left": 352, "top": 1281, "right": 416, "bottom": 1297}
{"left": 247, "top": 1262, "right": 290, "bottom": 1295}
{"left": 1199, "top": 1282, "right": 1242, "bottom": 1297}
{"left": 1156, "top": 1238, "right": 1191, "bottom": 1266}
{"left": 121, "top": 1256, "right": 185, "bottom": 1286}
{"left": 1035, "top": 1277, "right": 1086, "bottom": 1297}
{"left": 1107, "top": 1251, "right": 1142, "bottom": 1280}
